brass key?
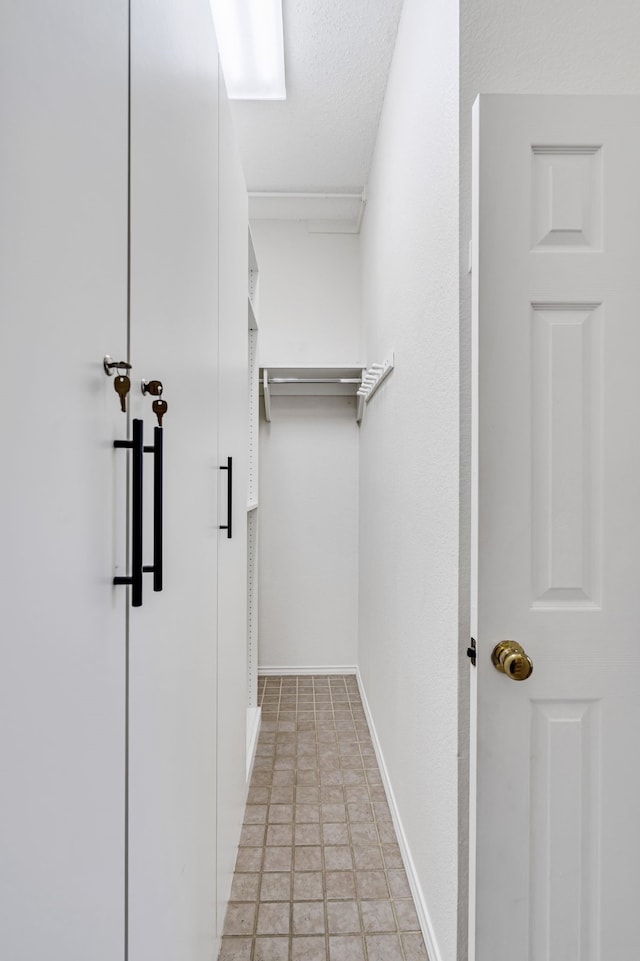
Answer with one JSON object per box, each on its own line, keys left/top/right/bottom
{"left": 152, "top": 397, "right": 168, "bottom": 426}
{"left": 114, "top": 374, "right": 130, "bottom": 413}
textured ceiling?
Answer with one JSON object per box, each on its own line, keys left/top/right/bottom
{"left": 229, "top": 0, "right": 404, "bottom": 195}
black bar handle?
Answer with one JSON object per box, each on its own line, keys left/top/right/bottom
{"left": 130, "top": 419, "right": 143, "bottom": 606}
{"left": 219, "top": 456, "right": 232, "bottom": 539}
{"left": 114, "top": 418, "right": 144, "bottom": 607}
{"left": 143, "top": 428, "right": 163, "bottom": 590}
{"left": 152, "top": 427, "right": 163, "bottom": 590}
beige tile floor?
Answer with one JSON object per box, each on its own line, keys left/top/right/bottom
{"left": 218, "top": 675, "right": 430, "bottom": 961}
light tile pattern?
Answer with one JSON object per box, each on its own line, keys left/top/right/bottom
{"left": 218, "top": 675, "right": 429, "bottom": 961}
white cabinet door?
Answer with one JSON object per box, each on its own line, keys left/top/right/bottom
{"left": 128, "top": 2, "right": 220, "bottom": 958}
{"left": 472, "top": 95, "right": 640, "bottom": 961}
{"left": 0, "top": 2, "right": 128, "bottom": 958}
{"left": 216, "top": 70, "right": 250, "bottom": 931}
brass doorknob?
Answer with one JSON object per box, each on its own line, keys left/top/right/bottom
{"left": 491, "top": 640, "right": 533, "bottom": 681}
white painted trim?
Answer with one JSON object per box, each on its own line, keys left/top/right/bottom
{"left": 246, "top": 706, "right": 262, "bottom": 783}
{"left": 258, "top": 665, "right": 358, "bottom": 676}
{"left": 356, "top": 668, "right": 444, "bottom": 961}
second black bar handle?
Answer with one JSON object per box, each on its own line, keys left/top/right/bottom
{"left": 219, "top": 456, "right": 232, "bottom": 539}
{"left": 143, "top": 426, "right": 163, "bottom": 591}
{"left": 152, "top": 427, "right": 163, "bottom": 590}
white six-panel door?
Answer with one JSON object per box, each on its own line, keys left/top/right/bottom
{"left": 0, "top": 2, "right": 128, "bottom": 957}
{"left": 472, "top": 95, "right": 640, "bottom": 961}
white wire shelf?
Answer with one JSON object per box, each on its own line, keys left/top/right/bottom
{"left": 260, "top": 355, "right": 394, "bottom": 423}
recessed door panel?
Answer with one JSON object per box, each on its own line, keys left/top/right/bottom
{"left": 530, "top": 303, "right": 603, "bottom": 608}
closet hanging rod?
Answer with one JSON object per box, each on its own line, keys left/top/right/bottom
{"left": 268, "top": 376, "right": 362, "bottom": 385}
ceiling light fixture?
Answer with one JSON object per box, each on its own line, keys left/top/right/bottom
{"left": 209, "top": 0, "right": 286, "bottom": 100}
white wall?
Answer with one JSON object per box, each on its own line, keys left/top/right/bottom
{"left": 251, "top": 220, "right": 361, "bottom": 669}
{"left": 252, "top": 220, "right": 361, "bottom": 366}
{"left": 358, "top": 1, "right": 459, "bottom": 959}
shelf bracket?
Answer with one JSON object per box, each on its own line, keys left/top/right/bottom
{"left": 263, "top": 367, "right": 271, "bottom": 422}
{"left": 356, "top": 352, "right": 394, "bottom": 423}
{"left": 356, "top": 368, "right": 366, "bottom": 423}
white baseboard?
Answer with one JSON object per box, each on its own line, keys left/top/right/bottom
{"left": 356, "top": 668, "right": 443, "bottom": 961}
{"left": 246, "top": 705, "right": 262, "bottom": 782}
{"left": 258, "top": 665, "right": 358, "bottom": 676}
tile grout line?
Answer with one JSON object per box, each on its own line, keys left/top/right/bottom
{"left": 344, "top": 677, "right": 371, "bottom": 961}
{"left": 251, "top": 674, "right": 276, "bottom": 960}
{"left": 359, "top": 681, "right": 406, "bottom": 961}
{"left": 322, "top": 676, "right": 333, "bottom": 961}
{"left": 349, "top": 679, "right": 371, "bottom": 961}
{"left": 287, "top": 676, "right": 295, "bottom": 961}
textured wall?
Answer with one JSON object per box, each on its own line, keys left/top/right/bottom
{"left": 251, "top": 221, "right": 361, "bottom": 669}
{"left": 252, "top": 220, "right": 362, "bottom": 365}
{"left": 258, "top": 396, "right": 359, "bottom": 669}
{"left": 358, "top": 0, "right": 460, "bottom": 958}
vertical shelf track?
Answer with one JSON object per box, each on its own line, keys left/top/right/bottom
{"left": 246, "top": 509, "right": 258, "bottom": 708}
{"left": 248, "top": 329, "right": 259, "bottom": 508}
{"left": 247, "top": 228, "right": 259, "bottom": 712}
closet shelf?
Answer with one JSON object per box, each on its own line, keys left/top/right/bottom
{"left": 260, "top": 365, "right": 365, "bottom": 422}
{"left": 260, "top": 359, "right": 394, "bottom": 423}
{"left": 247, "top": 500, "right": 258, "bottom": 512}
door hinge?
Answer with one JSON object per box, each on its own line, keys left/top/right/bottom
{"left": 466, "top": 637, "right": 477, "bottom": 667}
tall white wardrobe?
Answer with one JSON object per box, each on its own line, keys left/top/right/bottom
{"left": 0, "top": 1, "right": 253, "bottom": 958}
